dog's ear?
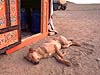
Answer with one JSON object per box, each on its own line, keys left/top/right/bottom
{"left": 29, "top": 48, "right": 34, "bottom": 53}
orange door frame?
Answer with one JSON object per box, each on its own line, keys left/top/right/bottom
{"left": 6, "top": 0, "right": 49, "bottom": 54}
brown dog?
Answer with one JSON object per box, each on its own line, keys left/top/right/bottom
{"left": 25, "top": 35, "right": 80, "bottom": 66}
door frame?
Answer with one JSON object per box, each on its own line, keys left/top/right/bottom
{"left": 6, "top": 0, "right": 49, "bottom": 54}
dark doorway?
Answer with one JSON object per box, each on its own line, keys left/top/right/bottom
{"left": 21, "top": 0, "right": 41, "bottom": 39}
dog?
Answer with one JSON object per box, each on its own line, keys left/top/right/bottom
{"left": 25, "top": 35, "right": 80, "bottom": 66}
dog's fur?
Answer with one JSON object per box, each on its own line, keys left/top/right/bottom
{"left": 25, "top": 35, "right": 80, "bottom": 66}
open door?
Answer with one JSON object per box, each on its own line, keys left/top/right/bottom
{"left": 20, "top": 0, "right": 41, "bottom": 39}
{"left": 0, "top": 0, "right": 49, "bottom": 54}
{"left": 20, "top": 0, "right": 49, "bottom": 39}
{"left": 0, "top": 0, "right": 21, "bottom": 54}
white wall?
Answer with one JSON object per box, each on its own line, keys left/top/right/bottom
{"left": 67, "top": 0, "right": 100, "bottom": 4}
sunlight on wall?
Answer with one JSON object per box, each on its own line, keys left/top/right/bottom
{"left": 67, "top": 0, "right": 100, "bottom": 4}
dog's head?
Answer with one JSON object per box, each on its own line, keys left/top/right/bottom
{"left": 25, "top": 48, "right": 40, "bottom": 65}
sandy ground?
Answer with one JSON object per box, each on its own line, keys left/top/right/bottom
{"left": 0, "top": 3, "right": 100, "bottom": 75}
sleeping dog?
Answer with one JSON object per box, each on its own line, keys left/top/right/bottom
{"left": 25, "top": 35, "right": 80, "bottom": 66}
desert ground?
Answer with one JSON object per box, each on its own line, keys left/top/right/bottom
{"left": 0, "top": 3, "right": 100, "bottom": 75}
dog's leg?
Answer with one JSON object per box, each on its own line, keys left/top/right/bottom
{"left": 61, "top": 44, "right": 70, "bottom": 49}
{"left": 54, "top": 54, "right": 71, "bottom": 66}
{"left": 61, "top": 40, "right": 73, "bottom": 49}
{"left": 69, "top": 39, "right": 81, "bottom": 47}
{"left": 54, "top": 45, "right": 71, "bottom": 66}
{"left": 56, "top": 49, "right": 64, "bottom": 58}
{"left": 54, "top": 45, "right": 64, "bottom": 58}
{"left": 62, "top": 40, "right": 81, "bottom": 49}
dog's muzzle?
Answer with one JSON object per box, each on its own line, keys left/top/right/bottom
{"left": 24, "top": 56, "right": 39, "bottom": 65}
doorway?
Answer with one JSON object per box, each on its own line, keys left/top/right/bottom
{"left": 21, "top": 0, "right": 41, "bottom": 39}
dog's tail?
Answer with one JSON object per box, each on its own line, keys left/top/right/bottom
{"left": 69, "top": 39, "right": 81, "bottom": 47}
